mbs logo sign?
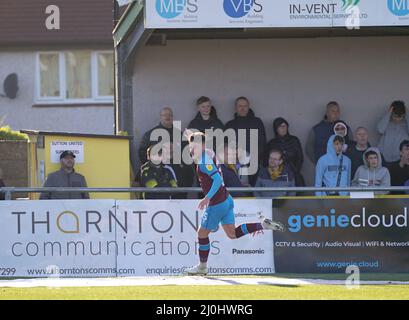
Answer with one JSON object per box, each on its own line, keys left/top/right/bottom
{"left": 388, "top": 0, "right": 409, "bottom": 16}
{"left": 155, "top": 0, "right": 198, "bottom": 19}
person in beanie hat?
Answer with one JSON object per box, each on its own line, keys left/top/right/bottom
{"left": 332, "top": 120, "right": 352, "bottom": 153}
{"left": 263, "top": 117, "right": 305, "bottom": 186}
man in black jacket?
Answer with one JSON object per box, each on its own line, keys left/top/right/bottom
{"left": 187, "top": 96, "right": 224, "bottom": 133}
{"left": 388, "top": 140, "right": 409, "bottom": 194}
{"left": 138, "top": 107, "right": 181, "bottom": 164}
{"left": 225, "top": 96, "right": 266, "bottom": 185}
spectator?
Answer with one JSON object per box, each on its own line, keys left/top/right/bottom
{"left": 235, "top": 146, "right": 252, "bottom": 187}
{"left": 377, "top": 100, "right": 409, "bottom": 164}
{"left": 254, "top": 149, "right": 295, "bottom": 198}
{"left": 0, "top": 168, "right": 5, "bottom": 200}
{"left": 162, "top": 142, "right": 195, "bottom": 199}
{"left": 140, "top": 146, "right": 178, "bottom": 199}
{"left": 225, "top": 96, "right": 266, "bottom": 185}
{"left": 332, "top": 120, "right": 352, "bottom": 150}
{"left": 351, "top": 148, "right": 390, "bottom": 195}
{"left": 218, "top": 144, "right": 247, "bottom": 197}
{"left": 306, "top": 101, "right": 351, "bottom": 164}
{"left": 388, "top": 140, "right": 409, "bottom": 194}
{"left": 315, "top": 135, "right": 351, "bottom": 196}
{"left": 263, "top": 117, "right": 305, "bottom": 186}
{"left": 40, "top": 151, "right": 89, "bottom": 200}
{"left": 138, "top": 107, "right": 179, "bottom": 165}
{"left": 346, "top": 127, "right": 372, "bottom": 178}
{"left": 187, "top": 96, "right": 224, "bottom": 133}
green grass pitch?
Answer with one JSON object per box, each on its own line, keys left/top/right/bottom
{"left": 1, "top": 274, "right": 409, "bottom": 300}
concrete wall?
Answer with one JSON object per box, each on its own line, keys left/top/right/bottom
{"left": 132, "top": 36, "right": 409, "bottom": 184}
{"left": 0, "top": 51, "right": 114, "bottom": 135}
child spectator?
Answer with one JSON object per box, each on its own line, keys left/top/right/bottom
{"left": 140, "top": 146, "right": 178, "bottom": 199}
{"left": 351, "top": 148, "right": 390, "bottom": 194}
{"left": 315, "top": 135, "right": 351, "bottom": 196}
{"left": 346, "top": 127, "right": 373, "bottom": 178}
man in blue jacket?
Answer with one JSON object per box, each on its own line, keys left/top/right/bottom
{"left": 306, "top": 101, "right": 351, "bottom": 164}
{"left": 315, "top": 135, "right": 351, "bottom": 196}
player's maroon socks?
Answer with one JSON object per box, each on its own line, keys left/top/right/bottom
{"left": 198, "top": 237, "right": 210, "bottom": 263}
{"left": 235, "top": 223, "right": 263, "bottom": 238}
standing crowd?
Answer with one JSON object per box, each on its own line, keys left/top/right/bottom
{"left": 135, "top": 97, "right": 409, "bottom": 198}
{"left": 2, "top": 97, "right": 407, "bottom": 200}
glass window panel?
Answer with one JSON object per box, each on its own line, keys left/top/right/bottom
{"left": 97, "top": 53, "right": 114, "bottom": 97}
{"left": 39, "top": 53, "right": 60, "bottom": 97}
{"left": 65, "top": 51, "right": 92, "bottom": 99}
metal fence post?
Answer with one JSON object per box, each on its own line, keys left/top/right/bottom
{"left": 5, "top": 189, "right": 12, "bottom": 200}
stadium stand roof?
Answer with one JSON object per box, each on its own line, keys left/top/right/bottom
{"left": 0, "top": 0, "right": 128, "bottom": 47}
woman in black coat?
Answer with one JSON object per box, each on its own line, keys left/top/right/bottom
{"left": 263, "top": 117, "right": 305, "bottom": 186}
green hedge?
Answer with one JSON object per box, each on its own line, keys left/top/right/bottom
{"left": 0, "top": 126, "right": 28, "bottom": 141}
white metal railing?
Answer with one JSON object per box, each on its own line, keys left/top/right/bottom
{"left": 1, "top": 186, "right": 409, "bottom": 200}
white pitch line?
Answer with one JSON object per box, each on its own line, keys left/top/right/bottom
{"left": 0, "top": 276, "right": 409, "bottom": 288}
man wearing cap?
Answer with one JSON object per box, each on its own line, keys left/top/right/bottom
{"left": 40, "top": 150, "right": 89, "bottom": 200}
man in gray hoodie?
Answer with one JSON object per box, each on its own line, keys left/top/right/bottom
{"left": 351, "top": 147, "right": 390, "bottom": 195}
{"left": 377, "top": 100, "right": 409, "bottom": 164}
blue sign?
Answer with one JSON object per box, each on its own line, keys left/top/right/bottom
{"left": 223, "top": 0, "right": 254, "bottom": 18}
{"left": 388, "top": 0, "right": 409, "bottom": 16}
{"left": 156, "top": 0, "right": 186, "bottom": 19}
